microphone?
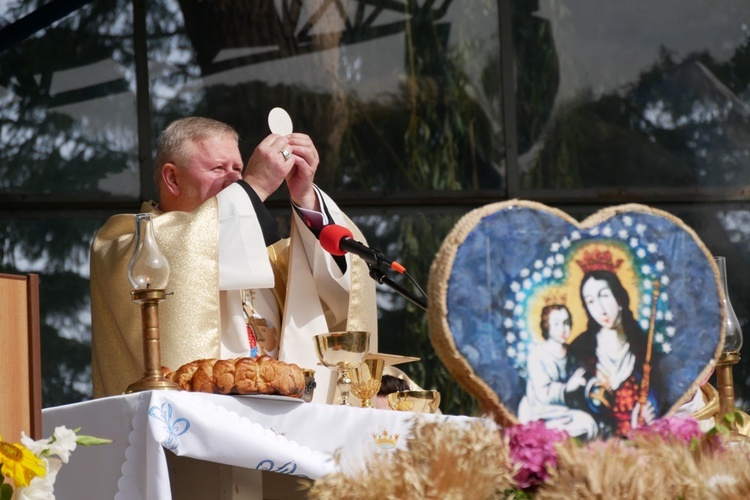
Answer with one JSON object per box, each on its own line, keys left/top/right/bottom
{"left": 319, "top": 224, "right": 406, "bottom": 274}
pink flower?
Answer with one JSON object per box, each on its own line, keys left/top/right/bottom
{"left": 505, "top": 421, "right": 568, "bottom": 489}
{"left": 628, "top": 416, "right": 702, "bottom": 444}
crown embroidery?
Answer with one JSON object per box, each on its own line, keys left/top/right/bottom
{"left": 373, "top": 430, "right": 399, "bottom": 449}
{"left": 576, "top": 248, "right": 623, "bottom": 274}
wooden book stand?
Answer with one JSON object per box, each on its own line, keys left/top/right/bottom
{"left": 0, "top": 273, "right": 42, "bottom": 440}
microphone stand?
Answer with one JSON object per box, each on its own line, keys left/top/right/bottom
{"left": 368, "top": 264, "right": 428, "bottom": 311}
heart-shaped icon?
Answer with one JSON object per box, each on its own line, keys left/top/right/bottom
{"left": 428, "top": 201, "right": 724, "bottom": 440}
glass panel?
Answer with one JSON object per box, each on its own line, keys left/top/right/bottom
{"left": 516, "top": 1, "right": 750, "bottom": 190}
{"left": 0, "top": 0, "right": 139, "bottom": 197}
{"left": 147, "top": 0, "right": 504, "bottom": 196}
{"left": 0, "top": 0, "right": 54, "bottom": 21}
{"left": 0, "top": 216, "right": 105, "bottom": 407}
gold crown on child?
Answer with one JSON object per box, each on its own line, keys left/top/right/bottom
{"left": 542, "top": 291, "right": 567, "bottom": 307}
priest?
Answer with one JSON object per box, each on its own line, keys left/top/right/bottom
{"left": 90, "top": 116, "right": 377, "bottom": 401}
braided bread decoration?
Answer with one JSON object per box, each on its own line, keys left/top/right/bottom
{"left": 164, "top": 355, "right": 306, "bottom": 398}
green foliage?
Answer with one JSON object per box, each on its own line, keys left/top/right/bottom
{"left": 505, "top": 488, "right": 534, "bottom": 500}
{"left": 705, "top": 409, "right": 746, "bottom": 440}
{"left": 0, "top": 480, "right": 11, "bottom": 500}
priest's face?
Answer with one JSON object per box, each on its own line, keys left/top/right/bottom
{"left": 176, "top": 134, "right": 243, "bottom": 211}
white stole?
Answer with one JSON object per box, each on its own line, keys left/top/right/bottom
{"left": 278, "top": 221, "right": 337, "bottom": 403}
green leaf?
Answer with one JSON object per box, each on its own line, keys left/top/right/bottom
{"left": 0, "top": 483, "right": 13, "bottom": 500}
{"left": 504, "top": 488, "right": 534, "bottom": 499}
{"left": 76, "top": 435, "right": 113, "bottom": 446}
{"left": 735, "top": 412, "right": 745, "bottom": 427}
{"left": 689, "top": 436, "right": 699, "bottom": 452}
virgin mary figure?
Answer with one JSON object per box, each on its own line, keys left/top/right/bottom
{"left": 566, "top": 248, "right": 661, "bottom": 438}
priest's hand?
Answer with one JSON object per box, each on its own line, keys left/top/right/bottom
{"left": 285, "top": 133, "right": 319, "bottom": 211}
{"left": 242, "top": 133, "right": 295, "bottom": 202}
{"left": 242, "top": 133, "right": 320, "bottom": 211}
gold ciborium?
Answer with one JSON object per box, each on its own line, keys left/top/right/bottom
{"left": 350, "top": 357, "right": 385, "bottom": 408}
{"left": 387, "top": 390, "right": 441, "bottom": 413}
{"left": 313, "top": 331, "right": 370, "bottom": 406}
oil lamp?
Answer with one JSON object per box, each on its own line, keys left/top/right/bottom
{"left": 714, "top": 256, "right": 746, "bottom": 440}
{"left": 125, "top": 213, "right": 179, "bottom": 393}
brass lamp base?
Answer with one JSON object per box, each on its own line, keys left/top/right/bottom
{"left": 125, "top": 289, "right": 180, "bottom": 394}
{"left": 126, "top": 377, "right": 180, "bottom": 393}
{"left": 716, "top": 352, "right": 749, "bottom": 443}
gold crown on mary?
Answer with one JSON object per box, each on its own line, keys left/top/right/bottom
{"left": 372, "top": 430, "right": 399, "bottom": 449}
{"left": 576, "top": 248, "right": 623, "bottom": 274}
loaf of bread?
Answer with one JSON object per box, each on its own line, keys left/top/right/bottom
{"left": 164, "top": 356, "right": 306, "bottom": 398}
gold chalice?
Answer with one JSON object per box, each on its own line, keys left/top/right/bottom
{"left": 313, "top": 331, "right": 370, "bottom": 406}
{"left": 387, "top": 390, "right": 441, "bottom": 413}
{"left": 350, "top": 357, "right": 385, "bottom": 408}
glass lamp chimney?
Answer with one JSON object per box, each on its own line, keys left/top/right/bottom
{"left": 715, "top": 256, "right": 743, "bottom": 354}
{"left": 128, "top": 213, "right": 170, "bottom": 290}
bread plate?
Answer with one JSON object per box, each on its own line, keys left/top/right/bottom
{"left": 233, "top": 394, "right": 305, "bottom": 403}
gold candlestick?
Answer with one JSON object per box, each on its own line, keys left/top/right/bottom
{"left": 126, "top": 289, "right": 178, "bottom": 393}
{"left": 717, "top": 352, "right": 739, "bottom": 421}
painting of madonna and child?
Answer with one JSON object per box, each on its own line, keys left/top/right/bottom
{"left": 432, "top": 203, "right": 724, "bottom": 441}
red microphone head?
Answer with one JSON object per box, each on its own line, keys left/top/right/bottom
{"left": 319, "top": 224, "right": 353, "bottom": 256}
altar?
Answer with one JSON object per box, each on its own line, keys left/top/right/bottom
{"left": 42, "top": 390, "right": 474, "bottom": 499}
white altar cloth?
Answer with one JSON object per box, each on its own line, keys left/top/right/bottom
{"left": 42, "top": 390, "right": 475, "bottom": 499}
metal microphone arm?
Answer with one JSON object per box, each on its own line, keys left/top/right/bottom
{"left": 367, "top": 265, "right": 428, "bottom": 311}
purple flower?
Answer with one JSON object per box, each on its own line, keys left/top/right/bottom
{"left": 505, "top": 421, "right": 568, "bottom": 489}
